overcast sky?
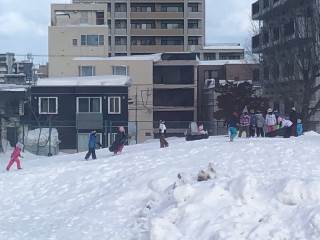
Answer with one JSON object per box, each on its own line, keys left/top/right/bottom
{"left": 0, "top": 0, "right": 254, "bottom": 63}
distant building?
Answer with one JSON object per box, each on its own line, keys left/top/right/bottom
{"left": 48, "top": 0, "right": 246, "bottom": 76}
{"left": 0, "top": 84, "right": 27, "bottom": 150}
{"left": 0, "top": 53, "right": 35, "bottom": 85}
{"left": 198, "top": 60, "right": 260, "bottom": 122}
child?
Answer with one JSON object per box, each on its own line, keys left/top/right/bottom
{"left": 159, "top": 120, "right": 169, "bottom": 148}
{"left": 297, "top": 119, "right": 303, "bottom": 136}
{"left": 278, "top": 117, "right": 293, "bottom": 138}
{"left": 227, "top": 112, "right": 239, "bottom": 142}
{"left": 6, "top": 143, "right": 23, "bottom": 171}
{"left": 109, "top": 126, "right": 127, "bottom": 155}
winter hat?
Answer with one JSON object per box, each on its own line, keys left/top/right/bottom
{"left": 297, "top": 119, "right": 302, "bottom": 123}
{"left": 16, "top": 142, "right": 24, "bottom": 149}
{"left": 278, "top": 117, "right": 283, "bottom": 122}
{"left": 292, "top": 107, "right": 296, "bottom": 111}
{"left": 267, "top": 108, "right": 273, "bottom": 113}
{"left": 119, "top": 126, "right": 125, "bottom": 132}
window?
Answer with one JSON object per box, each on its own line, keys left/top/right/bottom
{"left": 188, "top": 3, "right": 199, "bottom": 12}
{"left": 115, "top": 36, "right": 127, "bottom": 45}
{"left": 161, "top": 20, "right": 183, "bottom": 29}
{"left": 39, "top": 97, "right": 58, "bottom": 114}
{"left": 77, "top": 97, "right": 102, "bottom": 113}
{"left": 81, "top": 35, "right": 104, "bottom": 46}
{"left": 73, "top": 39, "right": 78, "bottom": 46}
{"left": 79, "top": 66, "right": 95, "bottom": 76}
{"left": 115, "top": 3, "right": 127, "bottom": 12}
{"left": 112, "top": 66, "right": 128, "bottom": 76}
{"left": 96, "top": 11, "right": 104, "bottom": 25}
{"left": 115, "top": 20, "right": 127, "bottom": 29}
{"left": 161, "top": 37, "right": 184, "bottom": 45}
{"left": 188, "top": 20, "right": 199, "bottom": 29}
{"left": 108, "top": 97, "right": 121, "bottom": 114}
{"left": 161, "top": 4, "right": 183, "bottom": 12}
{"left": 188, "top": 36, "right": 199, "bottom": 45}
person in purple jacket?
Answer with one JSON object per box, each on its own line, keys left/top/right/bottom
{"left": 238, "top": 110, "right": 251, "bottom": 138}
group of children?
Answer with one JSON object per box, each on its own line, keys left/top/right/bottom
{"left": 227, "top": 107, "right": 304, "bottom": 142}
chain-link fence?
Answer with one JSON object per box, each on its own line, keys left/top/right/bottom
{"left": 1, "top": 119, "right": 228, "bottom": 155}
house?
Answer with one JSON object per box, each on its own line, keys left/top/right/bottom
{"left": 25, "top": 75, "right": 130, "bottom": 153}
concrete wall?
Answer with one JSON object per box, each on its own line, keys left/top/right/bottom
{"left": 48, "top": 26, "right": 108, "bottom": 77}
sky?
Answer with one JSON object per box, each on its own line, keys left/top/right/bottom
{"left": 0, "top": 0, "right": 255, "bottom": 64}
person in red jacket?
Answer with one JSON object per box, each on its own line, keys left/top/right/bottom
{"left": 6, "top": 143, "right": 23, "bottom": 171}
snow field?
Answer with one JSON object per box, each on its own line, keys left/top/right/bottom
{"left": 1, "top": 134, "right": 320, "bottom": 239}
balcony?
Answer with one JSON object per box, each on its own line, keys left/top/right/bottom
{"left": 187, "top": 28, "right": 203, "bottom": 35}
{"left": 187, "top": 11, "right": 203, "bottom": 19}
{"left": 252, "top": 0, "right": 289, "bottom": 20}
{"left": 76, "top": 113, "right": 103, "bottom": 130}
{"left": 114, "top": 28, "right": 127, "bottom": 35}
{"left": 114, "top": 12, "right": 127, "bottom": 19}
{"left": 114, "top": 45, "right": 127, "bottom": 52}
{"left": 130, "top": 12, "right": 184, "bottom": 20}
{"left": 131, "top": 44, "right": 184, "bottom": 53}
{"left": 131, "top": 28, "right": 184, "bottom": 36}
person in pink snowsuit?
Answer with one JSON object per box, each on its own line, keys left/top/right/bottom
{"left": 6, "top": 143, "right": 23, "bottom": 171}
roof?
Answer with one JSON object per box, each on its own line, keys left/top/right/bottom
{"left": 36, "top": 75, "right": 131, "bottom": 87}
{"left": 0, "top": 84, "right": 28, "bottom": 92}
{"left": 202, "top": 44, "right": 244, "bottom": 51}
{"left": 199, "top": 59, "right": 258, "bottom": 66}
{"left": 74, "top": 53, "right": 162, "bottom": 62}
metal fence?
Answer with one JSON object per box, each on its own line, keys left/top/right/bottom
{"left": 0, "top": 119, "right": 228, "bottom": 155}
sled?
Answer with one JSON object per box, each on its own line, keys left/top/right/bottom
{"left": 265, "top": 128, "right": 285, "bottom": 137}
{"left": 185, "top": 122, "right": 209, "bottom": 141}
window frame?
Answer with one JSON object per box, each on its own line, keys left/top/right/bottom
{"left": 38, "top": 97, "right": 58, "bottom": 115}
{"left": 112, "top": 65, "right": 128, "bottom": 76}
{"left": 79, "top": 66, "right": 96, "bottom": 77}
{"left": 108, "top": 96, "right": 121, "bottom": 114}
{"left": 76, "top": 97, "right": 102, "bottom": 113}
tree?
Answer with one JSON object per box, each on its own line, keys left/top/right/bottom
{"left": 214, "top": 81, "right": 268, "bottom": 120}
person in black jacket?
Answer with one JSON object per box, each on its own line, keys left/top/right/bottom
{"left": 109, "top": 126, "right": 127, "bottom": 155}
{"left": 289, "top": 107, "right": 298, "bottom": 137}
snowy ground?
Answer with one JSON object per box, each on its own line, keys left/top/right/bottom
{"left": 1, "top": 133, "right": 320, "bottom": 240}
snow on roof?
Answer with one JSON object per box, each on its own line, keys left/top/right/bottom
{"left": 36, "top": 75, "right": 131, "bottom": 87}
{"left": 202, "top": 44, "right": 244, "bottom": 51}
{"left": 0, "top": 84, "right": 27, "bottom": 92}
{"left": 199, "top": 59, "right": 258, "bottom": 66}
{"left": 74, "top": 53, "right": 162, "bottom": 62}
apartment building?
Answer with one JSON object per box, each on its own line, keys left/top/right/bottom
{"left": 251, "top": 0, "right": 320, "bottom": 130}
{"left": 49, "top": 0, "right": 205, "bottom": 70}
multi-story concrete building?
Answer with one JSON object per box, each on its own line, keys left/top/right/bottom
{"left": 49, "top": 0, "right": 205, "bottom": 67}
{"left": 251, "top": 0, "right": 320, "bottom": 130}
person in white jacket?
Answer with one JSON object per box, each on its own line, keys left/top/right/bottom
{"left": 278, "top": 117, "right": 293, "bottom": 138}
{"left": 265, "top": 108, "right": 277, "bottom": 133}
{"left": 159, "top": 120, "right": 168, "bottom": 148}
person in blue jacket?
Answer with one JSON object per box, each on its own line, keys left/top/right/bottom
{"left": 85, "top": 131, "right": 101, "bottom": 160}
{"left": 297, "top": 119, "right": 304, "bottom": 136}
{"left": 227, "top": 112, "right": 239, "bottom": 142}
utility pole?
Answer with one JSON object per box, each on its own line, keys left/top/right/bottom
{"left": 135, "top": 86, "right": 138, "bottom": 144}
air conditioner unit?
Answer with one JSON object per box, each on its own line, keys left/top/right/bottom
{"left": 204, "top": 79, "right": 215, "bottom": 89}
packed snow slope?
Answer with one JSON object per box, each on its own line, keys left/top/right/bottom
{"left": 1, "top": 133, "right": 320, "bottom": 240}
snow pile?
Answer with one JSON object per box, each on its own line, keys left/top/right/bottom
{"left": 24, "top": 128, "right": 60, "bottom": 146}
{"left": 24, "top": 128, "right": 60, "bottom": 156}
{"left": 1, "top": 135, "right": 320, "bottom": 239}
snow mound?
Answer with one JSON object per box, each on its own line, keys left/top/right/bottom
{"left": 303, "top": 131, "right": 320, "bottom": 136}
{"left": 278, "top": 179, "right": 320, "bottom": 205}
{"left": 1, "top": 135, "right": 320, "bottom": 239}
